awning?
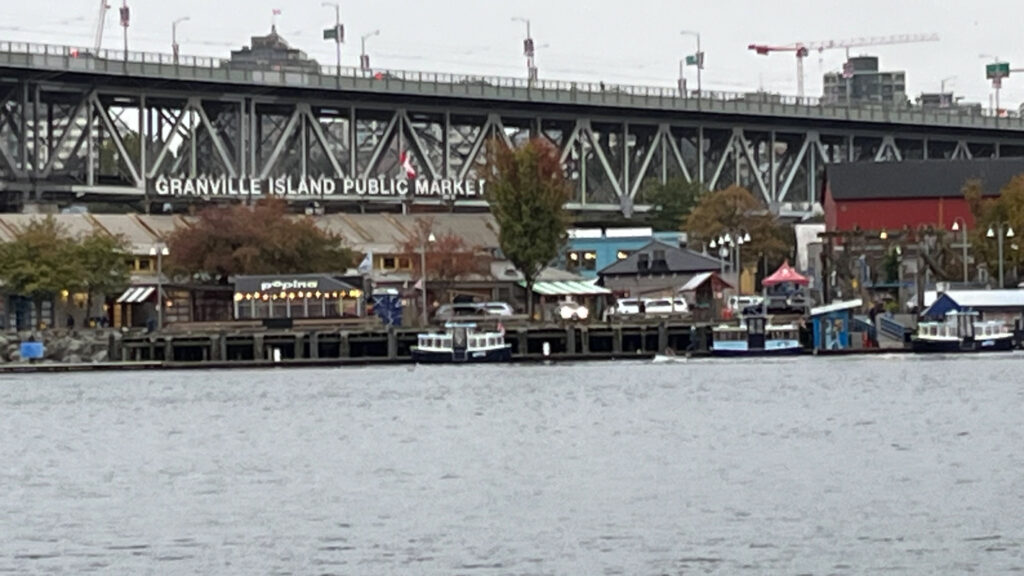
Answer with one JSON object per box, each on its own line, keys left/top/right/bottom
{"left": 763, "top": 259, "right": 809, "bottom": 287}
{"left": 522, "top": 280, "right": 612, "bottom": 296}
{"left": 116, "top": 286, "right": 155, "bottom": 304}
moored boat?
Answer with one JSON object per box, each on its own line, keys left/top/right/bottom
{"left": 711, "top": 316, "right": 803, "bottom": 357}
{"left": 911, "top": 310, "right": 1015, "bottom": 353}
{"left": 411, "top": 322, "right": 512, "bottom": 363}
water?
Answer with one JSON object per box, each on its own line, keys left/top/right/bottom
{"left": 2, "top": 356, "right": 1024, "bottom": 574}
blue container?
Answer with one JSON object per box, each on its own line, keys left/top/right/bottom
{"left": 20, "top": 341, "right": 45, "bottom": 360}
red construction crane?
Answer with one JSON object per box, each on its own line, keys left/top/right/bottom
{"left": 748, "top": 34, "right": 940, "bottom": 98}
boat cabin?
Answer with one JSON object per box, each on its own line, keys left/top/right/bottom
{"left": 711, "top": 316, "right": 801, "bottom": 355}
{"left": 413, "top": 322, "right": 512, "bottom": 363}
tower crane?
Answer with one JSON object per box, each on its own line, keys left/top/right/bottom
{"left": 748, "top": 33, "right": 940, "bottom": 98}
{"left": 93, "top": 0, "right": 111, "bottom": 53}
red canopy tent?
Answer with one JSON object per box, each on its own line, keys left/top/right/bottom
{"left": 762, "top": 259, "right": 809, "bottom": 286}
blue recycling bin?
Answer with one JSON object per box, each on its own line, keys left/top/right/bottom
{"left": 20, "top": 341, "right": 44, "bottom": 361}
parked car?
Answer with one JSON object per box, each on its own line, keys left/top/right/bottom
{"left": 643, "top": 298, "right": 675, "bottom": 315}
{"left": 672, "top": 297, "right": 690, "bottom": 314}
{"left": 481, "top": 302, "right": 515, "bottom": 316}
{"left": 728, "top": 295, "right": 763, "bottom": 312}
{"left": 434, "top": 303, "right": 484, "bottom": 321}
{"left": 556, "top": 301, "right": 589, "bottom": 321}
{"left": 613, "top": 298, "right": 640, "bottom": 315}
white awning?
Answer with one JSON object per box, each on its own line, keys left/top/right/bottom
{"left": 522, "top": 280, "right": 612, "bottom": 296}
{"left": 116, "top": 286, "right": 155, "bottom": 304}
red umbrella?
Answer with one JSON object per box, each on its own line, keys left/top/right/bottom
{"left": 762, "top": 259, "right": 809, "bottom": 287}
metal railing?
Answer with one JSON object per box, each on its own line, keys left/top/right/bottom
{"left": 0, "top": 39, "right": 1020, "bottom": 124}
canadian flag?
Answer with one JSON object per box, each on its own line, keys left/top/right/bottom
{"left": 400, "top": 150, "right": 417, "bottom": 179}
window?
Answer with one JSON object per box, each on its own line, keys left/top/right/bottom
{"left": 616, "top": 250, "right": 633, "bottom": 261}
{"left": 381, "top": 256, "right": 397, "bottom": 270}
{"left": 566, "top": 250, "right": 597, "bottom": 272}
{"left": 398, "top": 258, "right": 412, "bottom": 270}
{"left": 137, "top": 258, "right": 152, "bottom": 271}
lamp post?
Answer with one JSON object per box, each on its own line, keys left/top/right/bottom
{"left": 716, "top": 230, "right": 751, "bottom": 289}
{"left": 360, "top": 30, "right": 380, "bottom": 72}
{"left": 710, "top": 238, "right": 724, "bottom": 274}
{"left": 419, "top": 232, "right": 436, "bottom": 325}
{"left": 171, "top": 16, "right": 189, "bottom": 64}
{"left": 951, "top": 218, "right": 969, "bottom": 283}
{"left": 986, "top": 223, "right": 1014, "bottom": 287}
{"left": 680, "top": 30, "right": 702, "bottom": 99}
{"left": 322, "top": 2, "right": 342, "bottom": 75}
{"left": 149, "top": 243, "right": 169, "bottom": 331}
{"left": 512, "top": 17, "right": 537, "bottom": 85}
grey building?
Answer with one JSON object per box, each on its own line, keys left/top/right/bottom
{"left": 597, "top": 240, "right": 724, "bottom": 297}
{"left": 823, "top": 56, "right": 907, "bottom": 108}
{"left": 225, "top": 26, "right": 321, "bottom": 74}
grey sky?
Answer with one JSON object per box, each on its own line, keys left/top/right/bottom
{"left": 5, "top": 0, "right": 1023, "bottom": 108}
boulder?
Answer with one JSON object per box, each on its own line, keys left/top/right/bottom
{"left": 90, "top": 349, "right": 109, "bottom": 363}
{"left": 64, "top": 353, "right": 83, "bottom": 364}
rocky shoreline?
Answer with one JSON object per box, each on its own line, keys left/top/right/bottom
{"left": 0, "top": 330, "right": 112, "bottom": 364}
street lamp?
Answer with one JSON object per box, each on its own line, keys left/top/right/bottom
{"left": 420, "top": 232, "right": 436, "bottom": 325}
{"left": 951, "top": 218, "right": 969, "bottom": 283}
{"left": 986, "top": 223, "right": 1014, "bottom": 287}
{"left": 512, "top": 17, "right": 538, "bottom": 85}
{"left": 360, "top": 29, "right": 380, "bottom": 72}
{"left": 322, "top": 2, "right": 343, "bottom": 75}
{"left": 171, "top": 17, "right": 189, "bottom": 64}
{"left": 149, "top": 243, "right": 170, "bottom": 331}
{"left": 680, "top": 30, "right": 702, "bottom": 99}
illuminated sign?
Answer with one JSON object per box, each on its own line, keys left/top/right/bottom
{"left": 153, "top": 176, "right": 487, "bottom": 199}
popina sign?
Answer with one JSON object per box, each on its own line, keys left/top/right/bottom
{"left": 152, "top": 175, "right": 488, "bottom": 199}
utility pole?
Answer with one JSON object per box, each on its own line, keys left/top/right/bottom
{"left": 119, "top": 0, "right": 129, "bottom": 62}
{"left": 172, "top": 16, "right": 189, "bottom": 65}
{"left": 513, "top": 18, "right": 537, "bottom": 86}
{"left": 322, "top": 2, "right": 343, "bottom": 76}
{"left": 681, "top": 30, "right": 702, "bottom": 98}
{"left": 360, "top": 30, "right": 380, "bottom": 72}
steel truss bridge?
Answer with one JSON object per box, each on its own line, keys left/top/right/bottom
{"left": 3, "top": 40, "right": 1024, "bottom": 218}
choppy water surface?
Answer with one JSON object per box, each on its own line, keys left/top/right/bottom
{"left": 2, "top": 356, "right": 1024, "bottom": 574}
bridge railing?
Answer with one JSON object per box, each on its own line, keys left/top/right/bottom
{"left": 0, "top": 39, "right": 1019, "bottom": 123}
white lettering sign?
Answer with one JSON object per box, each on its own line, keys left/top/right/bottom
{"left": 153, "top": 175, "right": 487, "bottom": 199}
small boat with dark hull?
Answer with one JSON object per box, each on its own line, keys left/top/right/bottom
{"left": 911, "top": 310, "right": 1015, "bottom": 354}
{"left": 411, "top": 322, "right": 513, "bottom": 363}
{"left": 711, "top": 316, "right": 803, "bottom": 357}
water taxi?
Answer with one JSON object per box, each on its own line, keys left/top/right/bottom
{"left": 912, "top": 310, "right": 1015, "bottom": 353}
{"left": 711, "top": 316, "right": 803, "bottom": 357}
{"left": 411, "top": 322, "right": 513, "bottom": 363}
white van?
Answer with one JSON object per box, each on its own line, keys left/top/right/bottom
{"left": 728, "top": 295, "right": 763, "bottom": 312}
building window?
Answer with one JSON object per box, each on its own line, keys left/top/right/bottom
{"left": 616, "top": 250, "right": 633, "bottom": 261}
{"left": 398, "top": 257, "right": 412, "bottom": 270}
{"left": 137, "top": 258, "right": 152, "bottom": 271}
{"left": 382, "top": 256, "right": 397, "bottom": 270}
{"left": 567, "top": 250, "right": 597, "bottom": 272}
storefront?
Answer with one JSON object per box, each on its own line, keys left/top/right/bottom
{"left": 233, "top": 274, "right": 364, "bottom": 320}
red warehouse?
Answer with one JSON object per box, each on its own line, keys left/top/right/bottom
{"left": 822, "top": 158, "right": 1024, "bottom": 232}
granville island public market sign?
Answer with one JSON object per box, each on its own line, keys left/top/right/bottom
{"left": 153, "top": 176, "right": 487, "bottom": 199}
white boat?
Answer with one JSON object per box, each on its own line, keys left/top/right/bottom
{"left": 652, "top": 352, "right": 687, "bottom": 364}
{"left": 912, "top": 310, "right": 1015, "bottom": 353}
{"left": 711, "top": 316, "right": 803, "bottom": 357}
{"left": 411, "top": 322, "right": 512, "bottom": 363}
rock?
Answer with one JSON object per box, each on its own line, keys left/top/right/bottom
{"left": 90, "top": 349, "right": 109, "bottom": 363}
{"left": 8, "top": 350, "right": 20, "bottom": 363}
{"left": 66, "top": 338, "right": 88, "bottom": 356}
{"left": 64, "top": 353, "right": 83, "bottom": 364}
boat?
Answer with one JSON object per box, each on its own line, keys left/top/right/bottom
{"left": 911, "top": 310, "right": 1015, "bottom": 353}
{"left": 652, "top": 349, "right": 687, "bottom": 364}
{"left": 411, "top": 322, "right": 513, "bottom": 363}
{"left": 711, "top": 316, "right": 803, "bottom": 357}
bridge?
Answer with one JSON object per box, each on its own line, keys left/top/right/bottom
{"left": 2, "top": 40, "right": 1024, "bottom": 218}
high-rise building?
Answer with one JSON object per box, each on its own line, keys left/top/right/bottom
{"left": 225, "top": 26, "right": 320, "bottom": 74}
{"left": 822, "top": 56, "right": 907, "bottom": 107}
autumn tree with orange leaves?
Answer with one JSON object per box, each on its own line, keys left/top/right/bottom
{"left": 166, "top": 198, "right": 356, "bottom": 283}
{"left": 399, "top": 217, "right": 490, "bottom": 305}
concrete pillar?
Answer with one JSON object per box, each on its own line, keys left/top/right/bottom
{"left": 658, "top": 322, "right": 668, "bottom": 353}
{"left": 580, "top": 327, "right": 590, "bottom": 355}
{"left": 293, "top": 333, "right": 305, "bottom": 359}
{"left": 565, "top": 327, "right": 576, "bottom": 355}
{"left": 516, "top": 329, "right": 528, "bottom": 355}
{"left": 217, "top": 333, "right": 227, "bottom": 361}
{"left": 339, "top": 332, "right": 351, "bottom": 358}
{"left": 309, "top": 332, "right": 320, "bottom": 359}
{"left": 612, "top": 327, "right": 623, "bottom": 353}
{"left": 387, "top": 327, "right": 398, "bottom": 360}
{"left": 253, "top": 334, "right": 264, "bottom": 360}
{"left": 163, "top": 337, "right": 174, "bottom": 362}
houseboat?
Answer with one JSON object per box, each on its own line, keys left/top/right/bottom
{"left": 711, "top": 316, "right": 803, "bottom": 357}
{"left": 411, "top": 322, "right": 513, "bottom": 363}
{"left": 911, "top": 310, "right": 1015, "bottom": 353}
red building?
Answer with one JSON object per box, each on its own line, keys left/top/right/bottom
{"left": 823, "top": 158, "right": 1024, "bottom": 232}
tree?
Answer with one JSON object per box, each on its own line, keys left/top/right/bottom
{"left": 641, "top": 177, "right": 704, "bottom": 231}
{"left": 77, "top": 232, "right": 132, "bottom": 318}
{"left": 965, "top": 174, "right": 1024, "bottom": 285}
{"left": 399, "top": 217, "right": 491, "bottom": 306}
{"left": 165, "top": 198, "right": 356, "bottom": 283}
{"left": 684, "top": 185, "right": 794, "bottom": 271}
{"left": 484, "top": 138, "right": 572, "bottom": 317}
{"left": 0, "top": 217, "right": 83, "bottom": 327}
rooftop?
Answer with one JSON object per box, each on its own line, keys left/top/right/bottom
{"left": 826, "top": 157, "right": 1024, "bottom": 201}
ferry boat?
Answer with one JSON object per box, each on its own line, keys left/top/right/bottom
{"left": 911, "top": 310, "right": 1015, "bottom": 353}
{"left": 711, "top": 316, "right": 803, "bottom": 357}
{"left": 411, "top": 322, "right": 513, "bottom": 363}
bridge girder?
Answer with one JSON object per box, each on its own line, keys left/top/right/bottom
{"left": 2, "top": 79, "right": 1024, "bottom": 217}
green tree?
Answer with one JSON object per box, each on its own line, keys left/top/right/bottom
{"left": 77, "top": 232, "right": 132, "bottom": 317}
{"left": 484, "top": 138, "right": 572, "bottom": 317}
{"left": 166, "top": 198, "right": 356, "bottom": 283}
{"left": 0, "top": 217, "right": 82, "bottom": 327}
{"left": 641, "top": 177, "right": 704, "bottom": 231}
{"left": 684, "top": 185, "right": 794, "bottom": 270}
{"left": 965, "top": 174, "right": 1024, "bottom": 285}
